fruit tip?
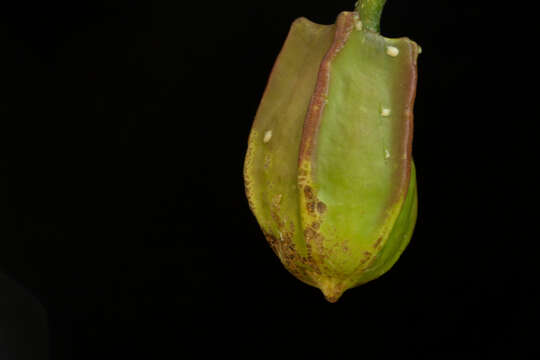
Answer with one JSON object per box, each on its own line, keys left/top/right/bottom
{"left": 319, "top": 279, "right": 346, "bottom": 303}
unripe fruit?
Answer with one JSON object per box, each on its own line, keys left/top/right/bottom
{"left": 244, "top": 8, "right": 420, "bottom": 302}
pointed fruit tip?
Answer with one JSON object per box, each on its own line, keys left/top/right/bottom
{"left": 319, "top": 280, "right": 346, "bottom": 303}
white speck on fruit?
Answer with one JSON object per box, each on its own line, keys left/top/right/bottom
{"left": 384, "top": 149, "right": 391, "bottom": 159}
{"left": 386, "top": 46, "right": 399, "bottom": 57}
{"left": 381, "top": 108, "right": 391, "bottom": 116}
{"left": 263, "top": 130, "right": 272, "bottom": 143}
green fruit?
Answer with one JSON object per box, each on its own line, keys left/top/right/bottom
{"left": 244, "top": 3, "right": 420, "bottom": 302}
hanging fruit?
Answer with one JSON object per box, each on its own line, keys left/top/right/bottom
{"left": 244, "top": 0, "right": 421, "bottom": 302}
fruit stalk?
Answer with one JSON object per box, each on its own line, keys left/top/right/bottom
{"left": 355, "top": 0, "right": 387, "bottom": 32}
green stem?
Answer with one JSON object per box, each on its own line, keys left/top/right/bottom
{"left": 354, "top": 0, "right": 387, "bottom": 33}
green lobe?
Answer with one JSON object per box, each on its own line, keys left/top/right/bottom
{"left": 244, "top": 18, "right": 336, "bottom": 285}
{"left": 308, "top": 17, "right": 419, "bottom": 285}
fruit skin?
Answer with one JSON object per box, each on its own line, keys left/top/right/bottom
{"left": 244, "top": 10, "right": 420, "bottom": 302}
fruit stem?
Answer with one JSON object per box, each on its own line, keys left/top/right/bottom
{"left": 354, "top": 0, "right": 387, "bottom": 33}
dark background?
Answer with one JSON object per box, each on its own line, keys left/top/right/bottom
{"left": 0, "top": 0, "right": 535, "bottom": 358}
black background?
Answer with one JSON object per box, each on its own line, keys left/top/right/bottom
{"left": 0, "top": 0, "right": 535, "bottom": 358}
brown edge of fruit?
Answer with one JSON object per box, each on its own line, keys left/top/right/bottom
{"left": 395, "top": 38, "right": 420, "bottom": 203}
{"left": 297, "top": 12, "right": 355, "bottom": 164}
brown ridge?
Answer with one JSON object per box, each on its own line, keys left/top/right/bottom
{"left": 297, "top": 12, "right": 355, "bottom": 165}
{"left": 395, "top": 40, "right": 420, "bottom": 202}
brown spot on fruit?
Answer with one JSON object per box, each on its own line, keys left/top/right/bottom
{"left": 303, "top": 185, "right": 314, "bottom": 200}
{"left": 304, "top": 227, "right": 315, "bottom": 241}
{"left": 264, "top": 233, "right": 279, "bottom": 255}
{"left": 264, "top": 153, "right": 271, "bottom": 169}
{"left": 312, "top": 232, "right": 325, "bottom": 254}
{"left": 316, "top": 201, "right": 327, "bottom": 214}
{"left": 359, "top": 250, "right": 372, "bottom": 265}
{"left": 374, "top": 236, "right": 383, "bottom": 249}
{"left": 272, "top": 193, "right": 282, "bottom": 207}
{"left": 306, "top": 201, "right": 315, "bottom": 214}
{"left": 271, "top": 211, "right": 284, "bottom": 229}
{"left": 263, "top": 224, "right": 322, "bottom": 288}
